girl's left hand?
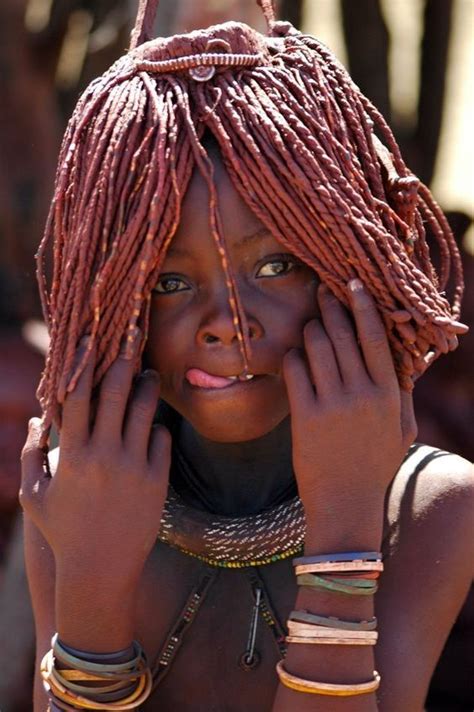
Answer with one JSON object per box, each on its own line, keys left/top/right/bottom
{"left": 282, "top": 279, "right": 417, "bottom": 528}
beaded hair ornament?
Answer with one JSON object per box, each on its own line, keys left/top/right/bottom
{"left": 37, "top": 0, "right": 466, "bottom": 447}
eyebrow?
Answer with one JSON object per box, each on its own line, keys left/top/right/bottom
{"left": 165, "top": 228, "right": 273, "bottom": 259}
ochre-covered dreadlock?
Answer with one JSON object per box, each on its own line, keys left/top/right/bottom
{"left": 36, "top": 0, "right": 466, "bottom": 441}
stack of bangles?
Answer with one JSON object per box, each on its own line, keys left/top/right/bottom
{"left": 41, "top": 634, "right": 152, "bottom": 710}
{"left": 276, "top": 551, "right": 383, "bottom": 697}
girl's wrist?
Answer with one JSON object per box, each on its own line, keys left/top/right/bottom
{"left": 303, "top": 496, "right": 385, "bottom": 553}
{"left": 55, "top": 565, "right": 139, "bottom": 653}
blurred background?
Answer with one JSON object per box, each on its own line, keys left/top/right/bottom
{"left": 0, "top": 1, "right": 472, "bottom": 709}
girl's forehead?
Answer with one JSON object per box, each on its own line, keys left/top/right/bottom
{"left": 171, "top": 152, "right": 270, "bottom": 251}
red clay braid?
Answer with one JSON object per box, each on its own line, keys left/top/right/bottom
{"left": 35, "top": 3, "right": 466, "bottom": 442}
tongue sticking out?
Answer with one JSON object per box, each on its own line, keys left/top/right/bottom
{"left": 186, "top": 368, "right": 235, "bottom": 389}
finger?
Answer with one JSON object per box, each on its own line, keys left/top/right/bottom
{"left": 61, "top": 338, "right": 95, "bottom": 446}
{"left": 19, "top": 418, "right": 50, "bottom": 513}
{"left": 123, "top": 371, "right": 161, "bottom": 456}
{"left": 303, "top": 318, "right": 341, "bottom": 398}
{"left": 282, "top": 348, "right": 315, "bottom": 420}
{"left": 93, "top": 331, "right": 141, "bottom": 443}
{"left": 148, "top": 424, "right": 172, "bottom": 474}
{"left": 347, "top": 279, "right": 395, "bottom": 386}
{"left": 317, "top": 284, "right": 368, "bottom": 388}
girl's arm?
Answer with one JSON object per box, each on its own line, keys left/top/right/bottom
{"left": 24, "top": 513, "right": 55, "bottom": 712}
{"left": 272, "top": 280, "right": 417, "bottom": 711}
{"left": 20, "top": 332, "right": 171, "bottom": 709}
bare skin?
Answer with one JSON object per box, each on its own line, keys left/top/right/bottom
{"left": 21, "top": 154, "right": 473, "bottom": 711}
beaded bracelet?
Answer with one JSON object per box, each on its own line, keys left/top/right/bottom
{"left": 296, "top": 574, "right": 378, "bottom": 595}
{"left": 289, "top": 610, "right": 378, "bottom": 631}
{"left": 276, "top": 660, "right": 381, "bottom": 696}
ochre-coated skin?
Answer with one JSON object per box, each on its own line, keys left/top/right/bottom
{"left": 36, "top": 19, "right": 467, "bottom": 440}
{"left": 21, "top": 155, "right": 473, "bottom": 712}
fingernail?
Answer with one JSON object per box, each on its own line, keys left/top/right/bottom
{"left": 348, "top": 278, "right": 363, "bottom": 293}
{"left": 285, "top": 348, "right": 299, "bottom": 360}
{"left": 318, "top": 283, "right": 329, "bottom": 298}
{"left": 75, "top": 336, "right": 90, "bottom": 358}
{"left": 141, "top": 369, "right": 159, "bottom": 382}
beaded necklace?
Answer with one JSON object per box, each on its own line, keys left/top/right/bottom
{"left": 158, "top": 484, "right": 305, "bottom": 567}
{"left": 156, "top": 423, "right": 305, "bottom": 568}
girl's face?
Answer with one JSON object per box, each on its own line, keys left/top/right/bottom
{"left": 145, "top": 154, "right": 319, "bottom": 442}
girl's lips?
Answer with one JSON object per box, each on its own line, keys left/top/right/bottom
{"left": 186, "top": 368, "right": 255, "bottom": 389}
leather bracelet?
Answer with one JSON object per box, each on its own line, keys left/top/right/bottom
{"left": 293, "top": 551, "right": 382, "bottom": 565}
{"left": 287, "top": 621, "right": 378, "bottom": 641}
{"left": 58, "top": 639, "right": 136, "bottom": 663}
{"left": 289, "top": 610, "right": 377, "bottom": 631}
{"left": 295, "top": 561, "right": 383, "bottom": 574}
{"left": 296, "top": 574, "right": 378, "bottom": 595}
{"left": 276, "top": 660, "right": 381, "bottom": 696}
{"left": 53, "top": 635, "right": 144, "bottom": 675}
{"left": 285, "top": 635, "right": 377, "bottom": 645}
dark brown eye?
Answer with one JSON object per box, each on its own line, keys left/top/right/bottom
{"left": 153, "top": 276, "right": 189, "bottom": 294}
{"left": 256, "top": 258, "right": 296, "bottom": 278}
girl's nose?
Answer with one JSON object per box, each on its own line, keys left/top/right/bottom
{"left": 196, "top": 296, "right": 263, "bottom": 347}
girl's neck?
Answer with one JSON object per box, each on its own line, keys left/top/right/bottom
{"left": 172, "top": 416, "right": 296, "bottom": 516}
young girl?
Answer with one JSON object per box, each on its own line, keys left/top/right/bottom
{"left": 20, "top": 1, "right": 473, "bottom": 710}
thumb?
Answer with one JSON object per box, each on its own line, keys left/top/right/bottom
{"left": 19, "top": 417, "right": 51, "bottom": 515}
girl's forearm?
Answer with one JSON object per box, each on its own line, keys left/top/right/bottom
{"left": 271, "top": 506, "right": 383, "bottom": 711}
{"left": 55, "top": 562, "right": 140, "bottom": 654}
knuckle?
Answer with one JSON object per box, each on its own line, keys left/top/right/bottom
{"left": 331, "top": 327, "right": 353, "bottom": 344}
{"left": 20, "top": 445, "right": 31, "bottom": 464}
{"left": 101, "top": 386, "right": 125, "bottom": 404}
{"left": 363, "top": 327, "right": 385, "bottom": 345}
{"left": 131, "top": 401, "right": 154, "bottom": 422}
{"left": 62, "top": 393, "right": 89, "bottom": 418}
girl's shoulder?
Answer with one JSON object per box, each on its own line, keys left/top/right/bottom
{"left": 387, "top": 443, "right": 473, "bottom": 542}
{"left": 374, "top": 446, "right": 473, "bottom": 706}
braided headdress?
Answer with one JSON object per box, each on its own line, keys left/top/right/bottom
{"left": 36, "top": 0, "right": 466, "bottom": 440}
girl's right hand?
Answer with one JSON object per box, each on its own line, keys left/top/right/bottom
{"left": 20, "top": 333, "right": 171, "bottom": 585}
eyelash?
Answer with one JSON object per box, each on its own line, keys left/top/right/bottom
{"left": 153, "top": 254, "right": 300, "bottom": 294}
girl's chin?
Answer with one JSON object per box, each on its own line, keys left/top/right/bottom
{"left": 187, "top": 415, "right": 288, "bottom": 443}
{"left": 169, "top": 401, "right": 289, "bottom": 443}
{"left": 160, "top": 375, "right": 290, "bottom": 442}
